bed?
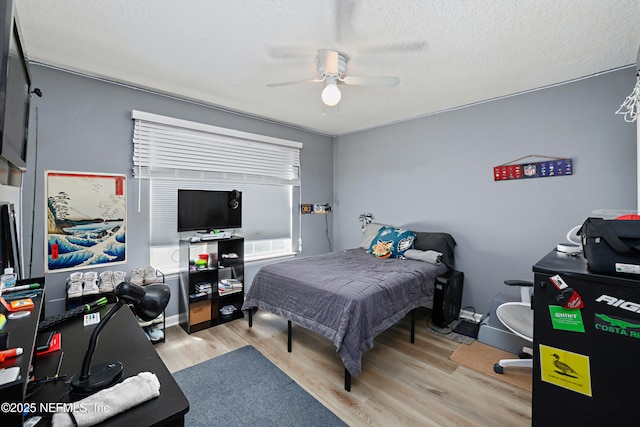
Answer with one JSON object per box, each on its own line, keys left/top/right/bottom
{"left": 242, "top": 225, "right": 457, "bottom": 391}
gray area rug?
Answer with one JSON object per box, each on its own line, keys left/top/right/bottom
{"left": 172, "top": 345, "right": 347, "bottom": 426}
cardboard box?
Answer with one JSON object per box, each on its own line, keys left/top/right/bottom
{"left": 189, "top": 300, "right": 211, "bottom": 325}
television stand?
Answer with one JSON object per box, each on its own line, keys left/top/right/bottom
{"left": 179, "top": 236, "right": 245, "bottom": 333}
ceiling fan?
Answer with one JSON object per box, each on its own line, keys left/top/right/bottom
{"left": 267, "top": 49, "right": 399, "bottom": 107}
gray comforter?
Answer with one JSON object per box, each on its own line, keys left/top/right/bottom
{"left": 242, "top": 248, "right": 448, "bottom": 377}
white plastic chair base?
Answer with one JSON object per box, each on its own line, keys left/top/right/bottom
{"left": 494, "top": 357, "right": 533, "bottom": 374}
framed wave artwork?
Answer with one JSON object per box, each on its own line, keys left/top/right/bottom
{"left": 45, "top": 170, "right": 127, "bottom": 273}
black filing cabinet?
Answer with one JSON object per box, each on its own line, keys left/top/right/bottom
{"left": 532, "top": 250, "right": 640, "bottom": 426}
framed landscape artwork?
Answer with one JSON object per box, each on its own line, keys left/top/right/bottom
{"left": 45, "top": 171, "right": 126, "bottom": 273}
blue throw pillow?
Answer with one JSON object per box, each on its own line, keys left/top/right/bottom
{"left": 367, "top": 227, "right": 416, "bottom": 258}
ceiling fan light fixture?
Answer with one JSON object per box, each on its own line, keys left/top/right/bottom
{"left": 321, "top": 80, "right": 341, "bottom": 106}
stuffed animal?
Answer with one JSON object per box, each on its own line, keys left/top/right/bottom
{"left": 371, "top": 240, "right": 392, "bottom": 258}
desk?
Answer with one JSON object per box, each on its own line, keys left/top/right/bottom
{"left": 29, "top": 304, "right": 189, "bottom": 426}
{"left": 0, "top": 279, "right": 45, "bottom": 426}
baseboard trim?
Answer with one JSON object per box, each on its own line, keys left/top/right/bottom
{"left": 165, "top": 314, "right": 180, "bottom": 328}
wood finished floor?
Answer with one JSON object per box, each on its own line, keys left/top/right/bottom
{"left": 155, "top": 308, "right": 532, "bottom": 426}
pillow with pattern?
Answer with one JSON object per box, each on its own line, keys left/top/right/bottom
{"left": 367, "top": 227, "right": 416, "bottom": 258}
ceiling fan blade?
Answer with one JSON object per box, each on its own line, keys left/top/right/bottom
{"left": 268, "top": 46, "right": 315, "bottom": 59}
{"left": 342, "top": 75, "right": 399, "bottom": 87}
{"left": 267, "top": 78, "right": 324, "bottom": 87}
{"left": 357, "top": 41, "right": 427, "bottom": 54}
{"left": 318, "top": 49, "right": 340, "bottom": 74}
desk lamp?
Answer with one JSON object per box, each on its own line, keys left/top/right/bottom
{"left": 70, "top": 281, "right": 170, "bottom": 396}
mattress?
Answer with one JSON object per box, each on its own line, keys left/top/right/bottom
{"left": 242, "top": 248, "right": 448, "bottom": 376}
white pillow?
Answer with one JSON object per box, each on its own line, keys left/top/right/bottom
{"left": 359, "top": 223, "right": 389, "bottom": 249}
{"left": 404, "top": 249, "right": 442, "bottom": 265}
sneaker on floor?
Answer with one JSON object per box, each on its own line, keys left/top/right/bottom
{"left": 98, "top": 271, "right": 114, "bottom": 293}
{"left": 143, "top": 266, "right": 158, "bottom": 284}
{"left": 130, "top": 268, "right": 144, "bottom": 286}
{"left": 113, "top": 271, "right": 126, "bottom": 288}
{"left": 82, "top": 272, "right": 100, "bottom": 295}
{"left": 67, "top": 279, "right": 83, "bottom": 298}
{"left": 146, "top": 325, "right": 164, "bottom": 342}
{"left": 137, "top": 316, "right": 153, "bottom": 328}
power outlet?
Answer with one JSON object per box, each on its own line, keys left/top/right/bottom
{"left": 301, "top": 203, "right": 332, "bottom": 214}
{"left": 314, "top": 204, "right": 327, "bottom": 214}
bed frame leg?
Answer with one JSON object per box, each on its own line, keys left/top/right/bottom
{"left": 344, "top": 369, "right": 351, "bottom": 392}
{"left": 410, "top": 309, "right": 416, "bottom": 344}
{"left": 288, "top": 320, "right": 292, "bottom": 352}
{"left": 248, "top": 309, "right": 253, "bottom": 328}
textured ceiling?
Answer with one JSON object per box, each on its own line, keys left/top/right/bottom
{"left": 15, "top": 0, "right": 640, "bottom": 136}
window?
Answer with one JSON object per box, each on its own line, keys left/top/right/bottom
{"left": 132, "top": 111, "right": 302, "bottom": 273}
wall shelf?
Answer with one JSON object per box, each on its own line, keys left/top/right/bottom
{"left": 178, "top": 236, "right": 244, "bottom": 334}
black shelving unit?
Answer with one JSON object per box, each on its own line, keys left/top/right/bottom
{"left": 179, "top": 236, "right": 244, "bottom": 333}
{"left": 65, "top": 281, "right": 116, "bottom": 311}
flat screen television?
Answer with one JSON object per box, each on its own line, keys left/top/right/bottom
{"left": 0, "top": 0, "right": 31, "bottom": 170}
{"left": 177, "top": 189, "right": 242, "bottom": 232}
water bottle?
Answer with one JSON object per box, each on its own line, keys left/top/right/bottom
{"left": 1, "top": 268, "right": 17, "bottom": 290}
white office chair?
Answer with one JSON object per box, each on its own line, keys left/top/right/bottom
{"left": 493, "top": 280, "right": 534, "bottom": 374}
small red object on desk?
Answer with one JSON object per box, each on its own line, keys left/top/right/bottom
{"left": 36, "top": 332, "right": 61, "bottom": 357}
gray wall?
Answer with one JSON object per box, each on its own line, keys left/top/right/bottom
{"left": 22, "top": 65, "right": 334, "bottom": 317}
{"left": 16, "top": 64, "right": 639, "bottom": 320}
{"left": 333, "top": 68, "right": 637, "bottom": 315}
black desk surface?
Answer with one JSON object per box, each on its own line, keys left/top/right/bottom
{"left": 0, "top": 291, "right": 43, "bottom": 388}
{"left": 0, "top": 278, "right": 45, "bottom": 427}
{"left": 29, "top": 305, "right": 189, "bottom": 426}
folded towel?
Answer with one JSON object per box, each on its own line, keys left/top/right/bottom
{"left": 403, "top": 249, "right": 442, "bottom": 265}
{"left": 52, "top": 372, "right": 160, "bottom": 427}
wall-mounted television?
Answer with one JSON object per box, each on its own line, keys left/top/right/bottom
{"left": 177, "top": 189, "right": 242, "bottom": 233}
{"left": 0, "top": 0, "right": 31, "bottom": 171}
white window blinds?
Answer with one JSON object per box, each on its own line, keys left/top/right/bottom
{"left": 131, "top": 110, "right": 302, "bottom": 185}
{"left": 131, "top": 110, "right": 302, "bottom": 252}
